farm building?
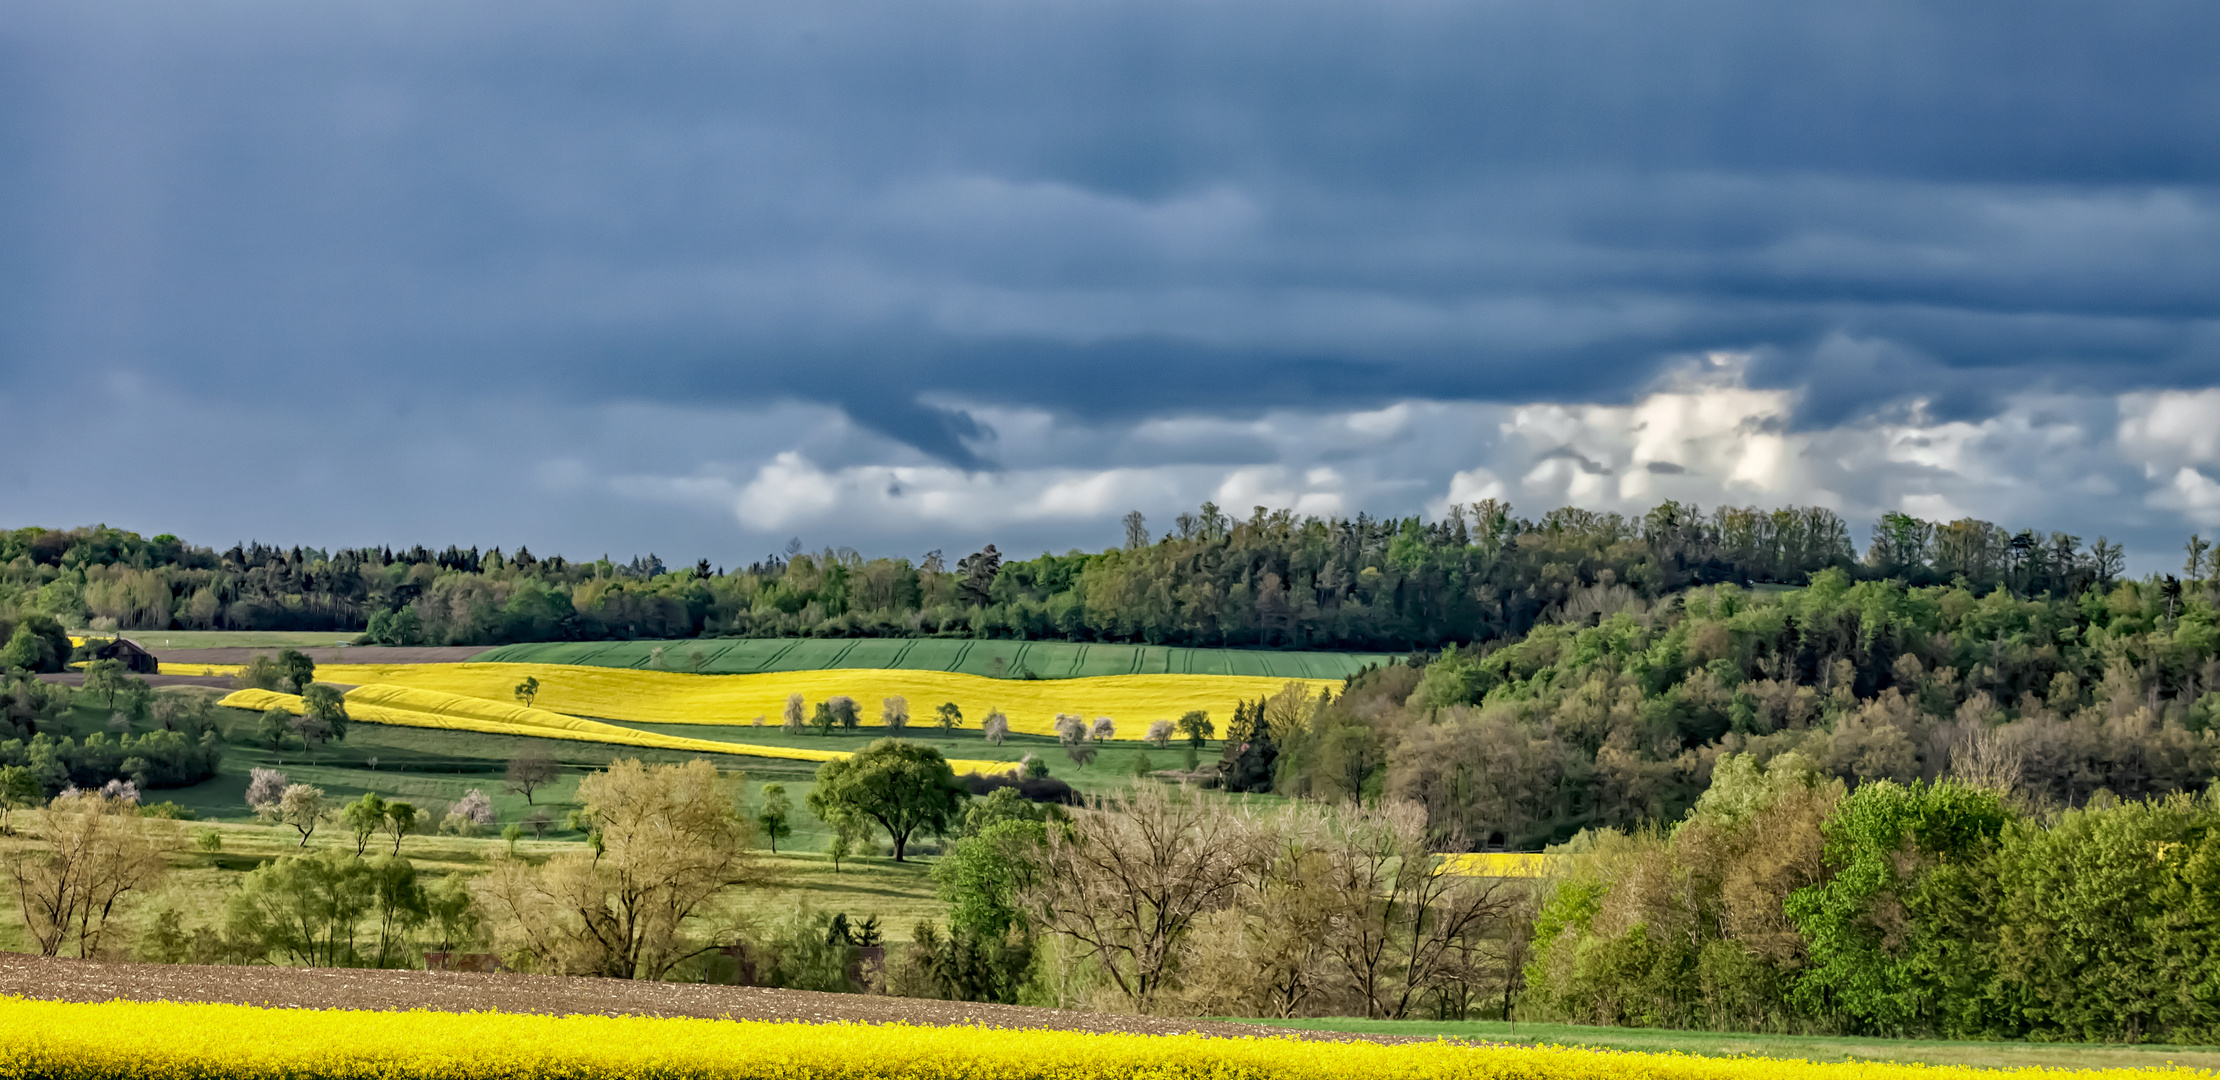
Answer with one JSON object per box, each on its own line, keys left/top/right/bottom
{"left": 90, "top": 637, "right": 159, "bottom": 674}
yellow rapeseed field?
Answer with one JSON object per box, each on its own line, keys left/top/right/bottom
{"left": 1438, "top": 853, "right": 1558, "bottom": 878}
{"left": 219, "top": 686, "right": 1018, "bottom": 775}
{"left": 0, "top": 996, "right": 2174, "bottom": 1080}
{"left": 172, "top": 661, "right": 1330, "bottom": 739}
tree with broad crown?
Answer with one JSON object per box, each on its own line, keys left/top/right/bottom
{"left": 1177, "top": 710, "right": 1214, "bottom": 748}
{"left": 301, "top": 684, "right": 349, "bottom": 746}
{"left": 936, "top": 702, "right": 962, "bottom": 733}
{"left": 514, "top": 675, "right": 540, "bottom": 707}
{"left": 274, "top": 649, "right": 316, "bottom": 694}
{"left": 806, "top": 739, "right": 964, "bottom": 862}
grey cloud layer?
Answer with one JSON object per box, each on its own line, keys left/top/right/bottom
{"left": 2, "top": 0, "right": 2217, "bottom": 562}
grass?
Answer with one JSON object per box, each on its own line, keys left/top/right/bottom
{"left": 27, "top": 680, "right": 1255, "bottom": 965}
{"left": 477, "top": 638, "right": 1392, "bottom": 681}
{"left": 1230, "top": 1017, "right": 2220, "bottom": 1070}
{"left": 65, "top": 686, "right": 1199, "bottom": 874}
{"left": 6, "top": 694, "right": 951, "bottom": 953}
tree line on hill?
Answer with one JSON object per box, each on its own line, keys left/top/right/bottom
{"left": 0, "top": 501, "right": 2177, "bottom": 652}
{"left": 1262, "top": 569, "right": 2220, "bottom": 849}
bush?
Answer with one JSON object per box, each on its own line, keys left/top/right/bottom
{"left": 0, "top": 730, "right": 222, "bottom": 794}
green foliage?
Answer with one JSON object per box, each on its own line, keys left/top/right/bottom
{"left": 300, "top": 684, "right": 349, "bottom": 747}
{"left": 807, "top": 739, "right": 964, "bottom": 861}
{"left": 0, "top": 615, "right": 70, "bottom": 674}
{"left": 342, "top": 792, "right": 387, "bottom": 856}
{"left": 220, "top": 848, "right": 463, "bottom": 969}
{"left": 756, "top": 782, "right": 793, "bottom": 852}
{"left": 1176, "top": 710, "right": 1214, "bottom": 748}
{"left": 274, "top": 649, "right": 316, "bottom": 694}
{"left": 257, "top": 707, "right": 294, "bottom": 753}
{"left": 754, "top": 906, "right": 858, "bottom": 992}
{"left": 0, "top": 729, "right": 221, "bottom": 793}
{"left": 1785, "top": 780, "right": 2010, "bottom": 1035}
{"left": 1991, "top": 792, "right": 2220, "bottom": 1043}
{"left": 0, "top": 670, "right": 70, "bottom": 739}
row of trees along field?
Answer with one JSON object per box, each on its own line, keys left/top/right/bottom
{"left": 29, "top": 738, "right": 2220, "bottom": 1040}
{"left": 0, "top": 502, "right": 2170, "bottom": 651}
{"left": 5, "top": 746, "right": 1530, "bottom": 1023}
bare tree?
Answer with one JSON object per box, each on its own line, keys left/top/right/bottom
{"left": 1145, "top": 720, "right": 1174, "bottom": 749}
{"left": 1030, "top": 782, "right": 1259, "bottom": 1013}
{"left": 882, "top": 696, "right": 910, "bottom": 732}
{"left": 1951, "top": 724, "right": 2026, "bottom": 798}
{"left": 506, "top": 748, "right": 559, "bottom": 805}
{"left": 1123, "top": 510, "right": 1149, "bottom": 550}
{"left": 982, "top": 711, "right": 1010, "bottom": 745}
{"left": 782, "top": 693, "right": 806, "bottom": 733}
{"left": 2, "top": 789, "right": 172, "bottom": 957}
{"left": 1175, "top": 804, "right": 1337, "bottom": 1018}
{"left": 1319, "top": 801, "right": 1516, "bottom": 1019}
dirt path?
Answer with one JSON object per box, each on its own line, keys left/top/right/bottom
{"left": 0, "top": 955, "right": 1407, "bottom": 1042}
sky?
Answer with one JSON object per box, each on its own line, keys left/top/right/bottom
{"left": 3, "top": 0, "right": 2218, "bottom": 573}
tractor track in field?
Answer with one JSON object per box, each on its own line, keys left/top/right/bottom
{"left": 0, "top": 955, "right": 1422, "bottom": 1043}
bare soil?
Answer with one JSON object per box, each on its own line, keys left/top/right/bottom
{"left": 0, "top": 954, "right": 1406, "bottom": 1042}
{"left": 152, "top": 646, "right": 493, "bottom": 666}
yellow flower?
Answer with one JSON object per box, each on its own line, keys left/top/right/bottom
{"left": 218, "top": 686, "right": 1016, "bottom": 775}
{"left": 189, "top": 661, "right": 1331, "bottom": 740}
{"left": 0, "top": 996, "right": 2182, "bottom": 1080}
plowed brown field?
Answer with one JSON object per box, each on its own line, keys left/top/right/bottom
{"left": 0, "top": 955, "right": 1403, "bottom": 1042}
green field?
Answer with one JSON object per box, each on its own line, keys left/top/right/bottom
{"left": 110, "top": 690, "right": 1202, "bottom": 840}
{"left": 20, "top": 686, "right": 1221, "bottom": 955}
{"left": 477, "top": 638, "right": 1392, "bottom": 680}
{"left": 99, "top": 630, "right": 365, "bottom": 649}
{"left": 1235, "top": 1017, "right": 2220, "bottom": 1070}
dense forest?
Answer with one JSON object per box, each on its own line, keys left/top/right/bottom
{"left": 1268, "top": 569, "right": 2220, "bottom": 850}
{"left": 0, "top": 502, "right": 2148, "bottom": 652}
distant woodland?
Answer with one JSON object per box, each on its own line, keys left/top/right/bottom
{"left": 0, "top": 502, "right": 2144, "bottom": 651}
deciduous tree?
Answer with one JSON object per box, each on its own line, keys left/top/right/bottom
{"left": 476, "top": 758, "right": 757, "bottom": 979}
{"left": 807, "top": 740, "right": 963, "bottom": 862}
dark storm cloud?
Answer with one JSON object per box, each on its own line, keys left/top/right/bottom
{"left": 4, "top": 0, "right": 2218, "bottom": 460}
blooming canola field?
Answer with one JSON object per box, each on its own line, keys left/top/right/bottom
{"left": 1, "top": 996, "right": 2175, "bottom": 1080}
{"left": 180, "top": 661, "right": 1332, "bottom": 740}
{"left": 219, "top": 685, "right": 1020, "bottom": 775}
